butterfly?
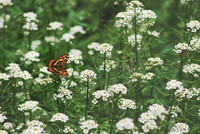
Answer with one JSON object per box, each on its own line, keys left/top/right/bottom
{"left": 47, "top": 54, "right": 69, "bottom": 77}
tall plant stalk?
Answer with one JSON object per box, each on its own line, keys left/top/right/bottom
{"left": 85, "top": 78, "right": 89, "bottom": 120}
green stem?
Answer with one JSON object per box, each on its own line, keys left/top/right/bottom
{"left": 165, "top": 91, "right": 175, "bottom": 133}
{"left": 23, "top": 80, "right": 28, "bottom": 100}
{"left": 103, "top": 53, "right": 107, "bottom": 89}
{"left": 98, "top": 101, "right": 102, "bottom": 134}
{"left": 134, "top": 9, "right": 139, "bottom": 67}
{"left": 85, "top": 78, "right": 89, "bottom": 120}
{"left": 109, "top": 102, "right": 115, "bottom": 134}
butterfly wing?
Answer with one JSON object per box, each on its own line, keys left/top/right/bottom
{"left": 48, "top": 59, "right": 57, "bottom": 66}
{"left": 58, "top": 54, "right": 69, "bottom": 65}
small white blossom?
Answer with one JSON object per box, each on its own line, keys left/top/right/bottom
{"left": 80, "top": 120, "right": 98, "bottom": 134}
{"left": 118, "top": 98, "right": 136, "bottom": 109}
{"left": 50, "top": 113, "right": 69, "bottom": 122}
{"left": 69, "top": 25, "right": 86, "bottom": 35}
{"left": 173, "top": 43, "right": 192, "bottom": 54}
{"left": 61, "top": 33, "right": 75, "bottom": 42}
{"left": 22, "top": 51, "right": 40, "bottom": 65}
{"left": 92, "top": 90, "right": 110, "bottom": 104}
{"left": 183, "top": 63, "right": 200, "bottom": 77}
{"left": 18, "top": 101, "right": 41, "bottom": 112}
{"left": 31, "top": 40, "right": 41, "bottom": 50}
{"left": 166, "top": 80, "right": 183, "bottom": 90}
{"left": 186, "top": 20, "right": 200, "bottom": 32}
{"left": 116, "top": 118, "right": 135, "bottom": 131}
{"left": 80, "top": 69, "right": 97, "bottom": 82}
{"left": 47, "top": 21, "right": 63, "bottom": 30}
{"left": 171, "top": 123, "right": 189, "bottom": 133}
{"left": 108, "top": 84, "right": 127, "bottom": 95}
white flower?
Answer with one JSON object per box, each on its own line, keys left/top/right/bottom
{"left": 80, "top": 120, "right": 98, "bottom": 134}
{"left": 0, "top": 130, "right": 8, "bottom": 134}
{"left": 18, "top": 101, "right": 41, "bottom": 112}
{"left": 35, "top": 77, "right": 53, "bottom": 85}
{"left": 118, "top": 98, "right": 136, "bottom": 109}
{"left": 45, "top": 36, "right": 60, "bottom": 46}
{"left": 183, "top": 63, "right": 200, "bottom": 77}
{"left": 130, "top": 72, "right": 143, "bottom": 82}
{"left": 140, "top": 9, "right": 157, "bottom": 19}
{"left": 138, "top": 112, "right": 155, "bottom": 123}
{"left": 99, "top": 60, "right": 116, "bottom": 72}
{"left": 171, "top": 122, "right": 189, "bottom": 133}
{"left": 0, "top": 113, "right": 7, "bottom": 123}
{"left": 39, "top": 67, "right": 51, "bottom": 74}
{"left": 61, "top": 33, "right": 75, "bottom": 42}
{"left": 173, "top": 43, "right": 192, "bottom": 54}
{"left": 147, "top": 30, "right": 160, "bottom": 37}
{"left": 69, "top": 25, "right": 86, "bottom": 35}
{"left": 128, "top": 34, "right": 142, "bottom": 47}
{"left": 141, "top": 120, "right": 158, "bottom": 133}
{"left": 22, "top": 51, "right": 40, "bottom": 64}
{"left": 108, "top": 84, "right": 127, "bottom": 95}
{"left": 31, "top": 40, "right": 41, "bottom": 50}
{"left": 47, "top": 21, "right": 63, "bottom": 30}
{"left": 166, "top": 80, "right": 183, "bottom": 90}
{"left": 145, "top": 57, "right": 163, "bottom": 70}
{"left": 148, "top": 104, "right": 168, "bottom": 120}
{"left": 23, "top": 22, "right": 38, "bottom": 31}
{"left": 186, "top": 20, "right": 200, "bottom": 32}
{"left": 63, "top": 126, "right": 76, "bottom": 134}
{"left": 190, "top": 37, "right": 200, "bottom": 52}
{"left": 0, "top": 0, "right": 13, "bottom": 7}
{"left": 23, "top": 12, "right": 38, "bottom": 22}
{"left": 80, "top": 69, "right": 97, "bottom": 82}
{"left": 180, "top": 0, "right": 193, "bottom": 4}
{"left": 53, "top": 87, "right": 73, "bottom": 102}
{"left": 88, "top": 42, "right": 100, "bottom": 51}
{"left": 116, "top": 118, "right": 135, "bottom": 131}
{"left": 98, "top": 43, "right": 113, "bottom": 56}
{"left": 3, "top": 122, "right": 13, "bottom": 129}
{"left": 0, "top": 73, "right": 10, "bottom": 80}
{"left": 92, "top": 90, "right": 110, "bottom": 104}
{"left": 50, "top": 113, "right": 69, "bottom": 122}
{"left": 169, "top": 106, "right": 182, "bottom": 118}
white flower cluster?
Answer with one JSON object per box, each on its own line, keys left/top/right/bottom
{"left": 92, "top": 90, "right": 110, "bottom": 104}
{"left": 65, "top": 68, "right": 79, "bottom": 77}
{"left": 166, "top": 80, "right": 183, "bottom": 90}
{"left": 0, "top": 15, "right": 10, "bottom": 29}
{"left": 23, "top": 12, "right": 38, "bottom": 31}
{"left": 0, "top": 130, "right": 8, "bottom": 134}
{"left": 35, "top": 67, "right": 53, "bottom": 85}
{"left": 145, "top": 57, "right": 163, "bottom": 70}
{"left": 50, "top": 113, "right": 69, "bottom": 122}
{"left": 0, "top": 112, "right": 7, "bottom": 123}
{"left": 88, "top": 42, "right": 100, "bottom": 51}
{"left": 183, "top": 63, "right": 200, "bottom": 77}
{"left": 31, "top": 40, "right": 41, "bottom": 50}
{"left": 139, "top": 104, "right": 168, "bottom": 133}
{"left": 108, "top": 84, "right": 127, "bottom": 95}
{"left": 63, "top": 126, "right": 76, "bottom": 134}
{"left": 22, "top": 120, "right": 46, "bottom": 134}
{"left": 0, "top": 73, "right": 10, "bottom": 81}
{"left": 80, "top": 120, "right": 98, "bottom": 134}
{"left": 18, "top": 101, "right": 41, "bottom": 112}
{"left": 68, "top": 49, "right": 83, "bottom": 64}
{"left": 47, "top": 21, "right": 63, "bottom": 30}
{"left": 118, "top": 98, "right": 136, "bottom": 110}
{"left": 190, "top": 37, "right": 200, "bottom": 53}
{"left": 147, "top": 30, "right": 160, "bottom": 37}
{"left": 0, "top": 0, "right": 13, "bottom": 8}
{"left": 80, "top": 69, "right": 97, "bottom": 82}
{"left": 45, "top": 36, "right": 60, "bottom": 46}
{"left": 180, "top": 0, "right": 193, "bottom": 4}
{"left": 61, "top": 25, "right": 85, "bottom": 43}
{"left": 3, "top": 122, "right": 13, "bottom": 130}
{"left": 186, "top": 20, "right": 200, "bottom": 32}
{"left": 128, "top": 34, "right": 142, "bottom": 47}
{"left": 130, "top": 72, "right": 155, "bottom": 82}
{"left": 98, "top": 43, "right": 113, "bottom": 56}
{"left": 115, "top": 1, "right": 157, "bottom": 28}
{"left": 69, "top": 25, "right": 86, "bottom": 35}
{"left": 21, "top": 51, "right": 40, "bottom": 65}
{"left": 171, "top": 122, "right": 189, "bottom": 133}
{"left": 116, "top": 118, "right": 135, "bottom": 131}
{"left": 5, "top": 63, "right": 33, "bottom": 80}
{"left": 169, "top": 106, "right": 182, "bottom": 118}
{"left": 173, "top": 43, "right": 192, "bottom": 54}
{"left": 53, "top": 87, "right": 73, "bottom": 102}
{"left": 175, "top": 87, "right": 200, "bottom": 101}
{"left": 99, "top": 60, "right": 116, "bottom": 72}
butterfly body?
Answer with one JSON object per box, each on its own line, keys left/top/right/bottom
{"left": 47, "top": 54, "right": 69, "bottom": 77}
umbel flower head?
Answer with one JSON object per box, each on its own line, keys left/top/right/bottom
{"left": 50, "top": 113, "right": 69, "bottom": 122}
{"left": 0, "top": 0, "right": 13, "bottom": 8}
{"left": 80, "top": 69, "right": 97, "bottom": 82}
{"left": 92, "top": 90, "right": 110, "bottom": 104}
{"left": 18, "top": 101, "right": 41, "bottom": 112}
{"left": 47, "top": 21, "right": 63, "bottom": 30}
{"left": 116, "top": 118, "right": 135, "bottom": 131}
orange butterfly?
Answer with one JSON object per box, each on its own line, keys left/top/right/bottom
{"left": 47, "top": 54, "right": 69, "bottom": 77}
